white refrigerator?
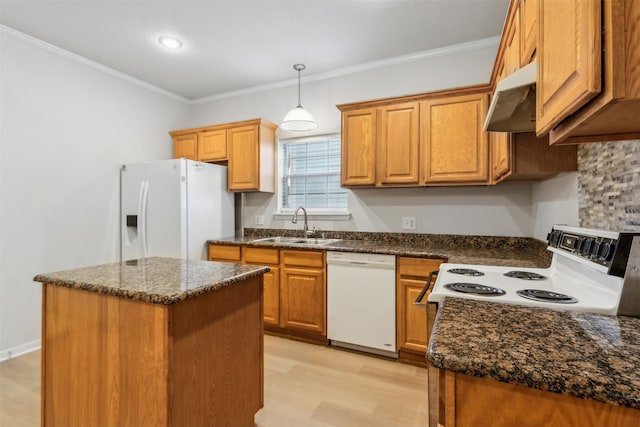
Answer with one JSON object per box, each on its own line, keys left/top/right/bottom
{"left": 120, "top": 158, "right": 234, "bottom": 261}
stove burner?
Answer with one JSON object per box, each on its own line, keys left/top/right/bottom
{"left": 444, "top": 283, "right": 506, "bottom": 296}
{"left": 504, "top": 271, "right": 547, "bottom": 280}
{"left": 516, "top": 289, "right": 578, "bottom": 304}
{"left": 448, "top": 268, "right": 485, "bottom": 276}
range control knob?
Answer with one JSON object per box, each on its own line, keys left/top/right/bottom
{"left": 580, "top": 238, "right": 593, "bottom": 256}
{"left": 598, "top": 242, "right": 615, "bottom": 262}
{"left": 589, "top": 240, "right": 602, "bottom": 259}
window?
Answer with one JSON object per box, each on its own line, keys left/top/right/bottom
{"left": 278, "top": 134, "right": 348, "bottom": 214}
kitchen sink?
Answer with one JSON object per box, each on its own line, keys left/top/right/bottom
{"left": 250, "top": 236, "right": 341, "bottom": 246}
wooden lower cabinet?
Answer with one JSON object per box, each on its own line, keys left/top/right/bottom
{"left": 397, "top": 257, "right": 443, "bottom": 361}
{"left": 244, "top": 247, "right": 280, "bottom": 327}
{"left": 438, "top": 369, "right": 640, "bottom": 427}
{"left": 280, "top": 250, "right": 326, "bottom": 336}
{"left": 209, "top": 244, "right": 326, "bottom": 339}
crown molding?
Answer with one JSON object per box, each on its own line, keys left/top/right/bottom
{"left": 192, "top": 36, "right": 500, "bottom": 104}
{"left": 1, "top": 25, "right": 191, "bottom": 104}
{"left": 2, "top": 23, "right": 499, "bottom": 106}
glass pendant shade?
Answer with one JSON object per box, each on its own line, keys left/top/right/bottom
{"left": 281, "top": 105, "right": 318, "bottom": 131}
{"left": 280, "top": 64, "right": 317, "bottom": 131}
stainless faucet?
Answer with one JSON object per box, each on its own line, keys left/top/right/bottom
{"left": 292, "top": 206, "right": 315, "bottom": 238}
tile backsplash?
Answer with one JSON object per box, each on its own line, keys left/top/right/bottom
{"left": 578, "top": 140, "right": 640, "bottom": 231}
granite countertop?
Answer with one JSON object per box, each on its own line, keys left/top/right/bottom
{"left": 427, "top": 297, "right": 640, "bottom": 409}
{"left": 209, "top": 231, "right": 550, "bottom": 267}
{"left": 34, "top": 257, "right": 269, "bottom": 305}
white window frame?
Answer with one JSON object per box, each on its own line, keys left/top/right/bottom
{"left": 275, "top": 133, "right": 350, "bottom": 221}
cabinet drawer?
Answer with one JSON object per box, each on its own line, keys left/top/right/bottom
{"left": 244, "top": 247, "right": 279, "bottom": 265}
{"left": 208, "top": 244, "right": 241, "bottom": 262}
{"left": 282, "top": 250, "right": 325, "bottom": 268}
{"left": 398, "top": 257, "right": 443, "bottom": 278}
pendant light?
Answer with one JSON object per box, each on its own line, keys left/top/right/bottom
{"left": 280, "top": 64, "right": 318, "bottom": 131}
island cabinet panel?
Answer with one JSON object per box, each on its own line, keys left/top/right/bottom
{"left": 197, "top": 128, "right": 227, "bottom": 162}
{"left": 341, "top": 108, "right": 377, "bottom": 186}
{"left": 42, "top": 285, "right": 169, "bottom": 427}
{"left": 440, "top": 370, "right": 640, "bottom": 427}
{"left": 376, "top": 101, "right": 420, "bottom": 186}
{"left": 421, "top": 93, "right": 490, "bottom": 185}
{"left": 168, "top": 277, "right": 263, "bottom": 427}
{"left": 41, "top": 278, "right": 263, "bottom": 427}
{"left": 536, "top": 0, "right": 602, "bottom": 136}
{"left": 396, "top": 257, "right": 443, "bottom": 362}
{"left": 173, "top": 133, "right": 198, "bottom": 161}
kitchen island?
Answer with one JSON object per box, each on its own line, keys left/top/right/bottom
{"left": 427, "top": 297, "right": 640, "bottom": 426}
{"left": 33, "top": 257, "right": 269, "bottom": 427}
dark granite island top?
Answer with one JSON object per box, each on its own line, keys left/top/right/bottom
{"left": 34, "top": 256, "right": 269, "bottom": 304}
{"left": 427, "top": 297, "right": 640, "bottom": 411}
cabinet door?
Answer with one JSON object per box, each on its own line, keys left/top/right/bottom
{"left": 491, "top": 131, "right": 512, "bottom": 183}
{"left": 173, "top": 134, "right": 198, "bottom": 160}
{"left": 505, "top": 3, "right": 521, "bottom": 75}
{"left": 536, "top": 0, "right": 601, "bottom": 136}
{"left": 377, "top": 102, "right": 420, "bottom": 186}
{"left": 421, "top": 93, "right": 490, "bottom": 185}
{"left": 280, "top": 267, "right": 325, "bottom": 335}
{"left": 396, "top": 257, "right": 442, "bottom": 356}
{"left": 198, "top": 129, "right": 227, "bottom": 162}
{"left": 521, "top": 0, "right": 537, "bottom": 64}
{"left": 397, "top": 277, "right": 430, "bottom": 354}
{"left": 341, "top": 108, "right": 377, "bottom": 186}
{"left": 228, "top": 125, "right": 260, "bottom": 191}
{"left": 262, "top": 267, "right": 280, "bottom": 327}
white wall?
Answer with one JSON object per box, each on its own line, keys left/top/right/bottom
{"left": 531, "top": 172, "right": 580, "bottom": 240}
{"left": 191, "top": 40, "right": 544, "bottom": 237}
{"left": 0, "top": 31, "right": 190, "bottom": 358}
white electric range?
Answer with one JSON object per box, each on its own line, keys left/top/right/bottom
{"left": 427, "top": 225, "right": 640, "bottom": 315}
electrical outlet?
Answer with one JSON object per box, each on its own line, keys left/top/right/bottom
{"left": 255, "top": 215, "right": 264, "bottom": 226}
{"left": 402, "top": 217, "right": 416, "bottom": 230}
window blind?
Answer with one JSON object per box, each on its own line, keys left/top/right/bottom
{"left": 280, "top": 137, "right": 347, "bottom": 211}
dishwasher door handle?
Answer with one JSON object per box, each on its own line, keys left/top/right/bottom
{"left": 414, "top": 271, "right": 439, "bottom": 306}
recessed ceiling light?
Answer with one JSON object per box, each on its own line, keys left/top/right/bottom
{"left": 158, "top": 36, "right": 183, "bottom": 50}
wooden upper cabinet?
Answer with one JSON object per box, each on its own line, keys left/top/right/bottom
{"left": 341, "top": 108, "right": 377, "bottom": 186}
{"left": 491, "top": 131, "right": 512, "bottom": 182}
{"left": 421, "top": 93, "right": 490, "bottom": 185}
{"left": 173, "top": 133, "right": 198, "bottom": 160}
{"left": 170, "top": 119, "right": 276, "bottom": 193}
{"left": 520, "top": 0, "right": 537, "bottom": 64}
{"left": 504, "top": 3, "right": 521, "bottom": 75}
{"left": 548, "top": 0, "right": 640, "bottom": 144}
{"left": 198, "top": 128, "right": 227, "bottom": 162}
{"left": 227, "top": 120, "right": 276, "bottom": 192}
{"left": 536, "top": 0, "right": 602, "bottom": 136}
{"left": 377, "top": 102, "right": 420, "bottom": 186}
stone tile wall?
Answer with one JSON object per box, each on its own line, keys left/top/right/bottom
{"left": 578, "top": 140, "right": 640, "bottom": 231}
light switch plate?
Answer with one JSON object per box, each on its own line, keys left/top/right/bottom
{"left": 402, "top": 217, "right": 416, "bottom": 230}
{"left": 255, "top": 215, "right": 264, "bottom": 226}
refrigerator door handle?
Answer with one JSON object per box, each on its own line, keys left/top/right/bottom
{"left": 140, "top": 180, "right": 149, "bottom": 258}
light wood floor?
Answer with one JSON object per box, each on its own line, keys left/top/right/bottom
{"left": 1, "top": 335, "right": 428, "bottom": 426}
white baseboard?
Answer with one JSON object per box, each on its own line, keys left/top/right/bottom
{"left": 0, "top": 339, "right": 41, "bottom": 362}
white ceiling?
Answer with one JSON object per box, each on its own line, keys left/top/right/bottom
{"left": 0, "top": 0, "right": 509, "bottom": 101}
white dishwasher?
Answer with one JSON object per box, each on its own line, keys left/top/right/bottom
{"left": 327, "top": 251, "right": 397, "bottom": 357}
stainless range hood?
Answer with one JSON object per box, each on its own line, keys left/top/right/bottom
{"left": 483, "top": 61, "right": 537, "bottom": 133}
